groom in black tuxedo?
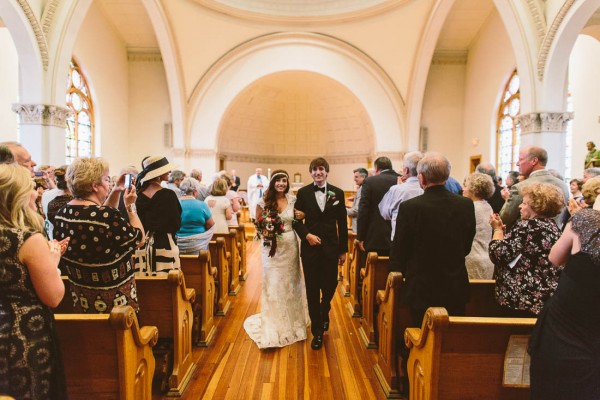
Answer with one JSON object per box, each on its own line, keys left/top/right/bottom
{"left": 294, "top": 157, "right": 348, "bottom": 350}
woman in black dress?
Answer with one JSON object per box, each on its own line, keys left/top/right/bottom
{"left": 135, "top": 155, "right": 182, "bottom": 275}
{"left": 0, "top": 164, "right": 68, "bottom": 399}
{"left": 529, "top": 189, "right": 600, "bottom": 399}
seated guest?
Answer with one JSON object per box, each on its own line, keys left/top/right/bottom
{"left": 46, "top": 168, "right": 73, "bottom": 229}
{"left": 463, "top": 172, "right": 495, "bottom": 279}
{"left": 529, "top": 201, "right": 600, "bottom": 399}
{"left": 54, "top": 157, "right": 145, "bottom": 313}
{"left": 489, "top": 182, "right": 564, "bottom": 317}
{"left": 205, "top": 177, "right": 233, "bottom": 234}
{"left": 0, "top": 164, "right": 67, "bottom": 399}
{"left": 135, "top": 155, "right": 182, "bottom": 275}
{"left": 222, "top": 173, "right": 241, "bottom": 226}
{"left": 176, "top": 178, "right": 215, "bottom": 254}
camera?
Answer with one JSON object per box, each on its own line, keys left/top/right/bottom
{"left": 124, "top": 174, "right": 132, "bottom": 189}
{"left": 34, "top": 171, "right": 44, "bottom": 177}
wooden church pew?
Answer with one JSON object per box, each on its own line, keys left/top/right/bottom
{"left": 180, "top": 251, "right": 217, "bottom": 347}
{"left": 358, "top": 252, "right": 390, "bottom": 348}
{"left": 213, "top": 229, "right": 241, "bottom": 295}
{"left": 339, "top": 230, "right": 356, "bottom": 297}
{"left": 404, "top": 307, "right": 534, "bottom": 400}
{"left": 209, "top": 237, "right": 231, "bottom": 315}
{"left": 346, "top": 238, "right": 365, "bottom": 318}
{"left": 135, "top": 269, "right": 196, "bottom": 397}
{"left": 55, "top": 305, "right": 158, "bottom": 400}
{"left": 233, "top": 223, "right": 249, "bottom": 281}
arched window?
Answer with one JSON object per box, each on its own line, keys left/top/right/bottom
{"left": 65, "top": 59, "right": 94, "bottom": 164}
{"left": 496, "top": 70, "right": 520, "bottom": 181}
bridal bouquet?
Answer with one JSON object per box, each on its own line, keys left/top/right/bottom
{"left": 254, "top": 209, "right": 285, "bottom": 257}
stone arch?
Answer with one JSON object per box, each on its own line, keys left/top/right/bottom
{"left": 186, "top": 32, "right": 405, "bottom": 161}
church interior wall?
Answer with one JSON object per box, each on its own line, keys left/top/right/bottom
{"left": 0, "top": 28, "right": 18, "bottom": 142}
{"left": 569, "top": 34, "right": 600, "bottom": 178}
{"left": 73, "top": 1, "right": 131, "bottom": 172}
{"left": 461, "top": 8, "right": 515, "bottom": 179}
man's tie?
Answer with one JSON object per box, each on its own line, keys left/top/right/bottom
{"left": 314, "top": 186, "right": 325, "bottom": 193}
{"left": 258, "top": 176, "right": 263, "bottom": 197}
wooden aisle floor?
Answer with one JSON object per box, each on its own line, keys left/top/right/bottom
{"left": 161, "top": 239, "right": 390, "bottom": 400}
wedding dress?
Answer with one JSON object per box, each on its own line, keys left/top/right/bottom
{"left": 244, "top": 194, "right": 309, "bottom": 348}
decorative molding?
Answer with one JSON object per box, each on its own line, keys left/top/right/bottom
{"left": 374, "top": 151, "right": 404, "bottom": 160}
{"left": 537, "top": 0, "right": 576, "bottom": 80}
{"left": 175, "top": 149, "right": 371, "bottom": 164}
{"left": 517, "top": 111, "right": 573, "bottom": 134}
{"left": 127, "top": 48, "right": 163, "bottom": 62}
{"left": 41, "top": 0, "right": 61, "bottom": 37}
{"left": 12, "top": 104, "right": 73, "bottom": 128}
{"left": 16, "top": 0, "right": 49, "bottom": 70}
{"left": 526, "top": 0, "right": 547, "bottom": 41}
{"left": 431, "top": 50, "right": 467, "bottom": 65}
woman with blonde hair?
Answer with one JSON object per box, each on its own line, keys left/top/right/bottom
{"left": 205, "top": 177, "right": 233, "bottom": 233}
{"left": 489, "top": 182, "right": 564, "bottom": 316}
{"left": 54, "top": 157, "right": 145, "bottom": 312}
{"left": 0, "top": 164, "right": 68, "bottom": 399}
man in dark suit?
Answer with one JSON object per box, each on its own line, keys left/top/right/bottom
{"left": 389, "top": 152, "right": 476, "bottom": 327}
{"left": 476, "top": 162, "right": 505, "bottom": 213}
{"left": 230, "top": 169, "right": 240, "bottom": 192}
{"left": 294, "top": 157, "right": 348, "bottom": 350}
{"left": 357, "top": 156, "right": 399, "bottom": 255}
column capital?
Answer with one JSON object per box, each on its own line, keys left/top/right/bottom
{"left": 517, "top": 111, "right": 573, "bottom": 135}
{"left": 12, "top": 103, "right": 73, "bottom": 129}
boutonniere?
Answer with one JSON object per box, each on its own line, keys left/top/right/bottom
{"left": 326, "top": 190, "right": 339, "bottom": 206}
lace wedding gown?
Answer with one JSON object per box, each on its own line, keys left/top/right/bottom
{"left": 244, "top": 194, "right": 309, "bottom": 348}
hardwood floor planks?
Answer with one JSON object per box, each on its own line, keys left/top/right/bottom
{"left": 156, "top": 238, "right": 391, "bottom": 399}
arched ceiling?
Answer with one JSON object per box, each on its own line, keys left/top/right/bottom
{"left": 217, "top": 71, "right": 374, "bottom": 161}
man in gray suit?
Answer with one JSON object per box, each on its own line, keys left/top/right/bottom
{"left": 500, "top": 146, "right": 569, "bottom": 228}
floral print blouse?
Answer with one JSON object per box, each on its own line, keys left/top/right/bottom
{"left": 489, "top": 218, "right": 562, "bottom": 315}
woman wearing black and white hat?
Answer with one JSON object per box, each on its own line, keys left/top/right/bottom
{"left": 135, "top": 155, "right": 182, "bottom": 275}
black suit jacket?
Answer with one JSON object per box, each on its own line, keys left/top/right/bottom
{"left": 488, "top": 184, "right": 504, "bottom": 214}
{"left": 357, "top": 170, "right": 399, "bottom": 251}
{"left": 232, "top": 175, "right": 240, "bottom": 192}
{"left": 389, "top": 185, "right": 476, "bottom": 310}
{"left": 294, "top": 183, "right": 348, "bottom": 258}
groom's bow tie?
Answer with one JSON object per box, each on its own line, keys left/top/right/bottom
{"left": 314, "top": 186, "right": 325, "bottom": 193}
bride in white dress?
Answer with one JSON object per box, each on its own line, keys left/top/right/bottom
{"left": 244, "top": 170, "right": 309, "bottom": 348}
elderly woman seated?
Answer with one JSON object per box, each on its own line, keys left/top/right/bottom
{"left": 489, "top": 182, "right": 564, "bottom": 317}
{"left": 176, "top": 177, "right": 215, "bottom": 254}
{"left": 463, "top": 172, "right": 495, "bottom": 279}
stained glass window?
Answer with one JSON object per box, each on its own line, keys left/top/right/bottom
{"left": 496, "top": 70, "right": 520, "bottom": 181}
{"left": 66, "top": 59, "right": 94, "bottom": 164}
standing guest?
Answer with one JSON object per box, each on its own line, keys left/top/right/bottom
{"left": 222, "top": 174, "right": 241, "bottom": 225}
{"left": 0, "top": 145, "right": 14, "bottom": 164}
{"left": 230, "top": 169, "right": 241, "bottom": 192}
{"left": 529, "top": 204, "right": 600, "bottom": 399}
{"left": 357, "top": 156, "right": 399, "bottom": 255}
{"left": 489, "top": 182, "right": 564, "bottom": 317}
{"left": 582, "top": 167, "right": 600, "bottom": 183}
{"left": 0, "top": 141, "right": 36, "bottom": 175}
{"left": 389, "top": 153, "right": 475, "bottom": 327}
{"left": 117, "top": 165, "right": 138, "bottom": 222}
{"left": 475, "top": 163, "right": 505, "bottom": 213}
{"left": 346, "top": 167, "right": 368, "bottom": 233}
{"left": 205, "top": 177, "right": 233, "bottom": 233}
{"left": 38, "top": 164, "right": 57, "bottom": 189}
{"left": 0, "top": 164, "right": 68, "bottom": 399}
{"left": 569, "top": 178, "right": 583, "bottom": 201}
{"left": 42, "top": 165, "right": 68, "bottom": 234}
{"left": 46, "top": 168, "right": 73, "bottom": 231}
{"left": 582, "top": 176, "right": 600, "bottom": 211}
{"left": 444, "top": 175, "right": 463, "bottom": 195}
{"left": 500, "top": 146, "right": 569, "bottom": 229}
{"left": 247, "top": 168, "right": 269, "bottom": 221}
{"left": 135, "top": 155, "right": 181, "bottom": 275}
{"left": 497, "top": 177, "right": 503, "bottom": 186}
{"left": 55, "top": 157, "right": 145, "bottom": 312}
{"left": 294, "top": 157, "right": 348, "bottom": 350}
{"left": 166, "top": 170, "right": 186, "bottom": 198}
{"left": 462, "top": 172, "right": 495, "bottom": 279}
{"left": 176, "top": 178, "right": 215, "bottom": 254}
{"left": 506, "top": 170, "right": 519, "bottom": 188}
{"left": 379, "top": 151, "right": 424, "bottom": 240}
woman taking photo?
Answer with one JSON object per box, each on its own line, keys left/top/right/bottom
{"left": 54, "top": 157, "right": 145, "bottom": 313}
{"left": 0, "top": 164, "right": 68, "bottom": 399}
{"left": 489, "top": 182, "right": 564, "bottom": 317}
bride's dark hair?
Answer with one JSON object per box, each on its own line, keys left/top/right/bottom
{"left": 263, "top": 169, "right": 290, "bottom": 211}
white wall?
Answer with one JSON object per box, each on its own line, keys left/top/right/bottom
{"left": 569, "top": 34, "right": 600, "bottom": 179}
{"left": 0, "top": 27, "right": 19, "bottom": 142}
{"left": 73, "top": 1, "right": 130, "bottom": 173}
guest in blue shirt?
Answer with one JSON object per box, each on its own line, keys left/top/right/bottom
{"left": 177, "top": 177, "right": 215, "bottom": 254}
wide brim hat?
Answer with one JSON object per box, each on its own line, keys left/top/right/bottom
{"left": 139, "top": 155, "right": 178, "bottom": 184}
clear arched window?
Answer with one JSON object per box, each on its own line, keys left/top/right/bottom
{"left": 66, "top": 59, "right": 94, "bottom": 164}
{"left": 496, "top": 70, "right": 521, "bottom": 181}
